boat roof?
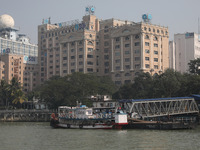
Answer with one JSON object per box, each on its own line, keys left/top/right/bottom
{"left": 119, "top": 97, "right": 194, "bottom": 103}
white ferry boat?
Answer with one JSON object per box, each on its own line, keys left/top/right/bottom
{"left": 50, "top": 105, "right": 128, "bottom": 129}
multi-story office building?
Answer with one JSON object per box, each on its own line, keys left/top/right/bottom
{"left": 0, "top": 14, "right": 39, "bottom": 92}
{"left": 38, "top": 8, "right": 169, "bottom": 85}
{"left": 170, "top": 32, "right": 200, "bottom": 73}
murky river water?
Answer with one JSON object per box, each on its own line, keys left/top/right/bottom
{"left": 0, "top": 122, "right": 200, "bottom": 150}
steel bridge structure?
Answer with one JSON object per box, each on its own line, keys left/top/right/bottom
{"left": 118, "top": 97, "right": 199, "bottom": 119}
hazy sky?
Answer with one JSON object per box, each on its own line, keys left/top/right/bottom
{"left": 1, "top": 0, "right": 200, "bottom": 44}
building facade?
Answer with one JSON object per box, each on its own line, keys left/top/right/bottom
{"left": 38, "top": 10, "right": 169, "bottom": 86}
{"left": 0, "top": 14, "right": 39, "bottom": 92}
{"left": 170, "top": 32, "right": 200, "bottom": 73}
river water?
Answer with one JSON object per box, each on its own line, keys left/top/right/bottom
{"left": 0, "top": 122, "right": 200, "bottom": 150}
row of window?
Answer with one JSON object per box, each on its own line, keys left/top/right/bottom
{"left": 145, "top": 57, "right": 159, "bottom": 62}
{"left": 143, "top": 27, "right": 168, "bottom": 35}
{"left": 115, "top": 35, "right": 140, "bottom": 42}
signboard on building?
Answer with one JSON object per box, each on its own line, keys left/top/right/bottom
{"left": 23, "top": 56, "right": 38, "bottom": 64}
{"left": 1, "top": 48, "right": 11, "bottom": 54}
{"left": 185, "top": 32, "right": 194, "bottom": 38}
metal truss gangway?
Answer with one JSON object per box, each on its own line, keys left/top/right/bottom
{"left": 118, "top": 97, "right": 199, "bottom": 119}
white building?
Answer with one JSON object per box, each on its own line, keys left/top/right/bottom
{"left": 170, "top": 32, "right": 200, "bottom": 73}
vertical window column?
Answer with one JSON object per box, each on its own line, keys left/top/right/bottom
{"left": 67, "top": 43, "right": 70, "bottom": 74}
{"left": 75, "top": 41, "right": 78, "bottom": 72}
{"left": 111, "top": 38, "right": 114, "bottom": 72}
{"left": 150, "top": 35, "right": 153, "bottom": 70}
{"left": 59, "top": 44, "right": 63, "bottom": 76}
{"left": 158, "top": 36, "right": 162, "bottom": 71}
{"left": 140, "top": 33, "right": 144, "bottom": 69}
{"left": 83, "top": 40, "right": 86, "bottom": 73}
{"left": 120, "top": 37, "right": 124, "bottom": 71}
{"left": 53, "top": 47, "right": 56, "bottom": 76}
{"left": 130, "top": 35, "right": 134, "bottom": 71}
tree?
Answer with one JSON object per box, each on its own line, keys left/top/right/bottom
{"left": 35, "top": 73, "right": 117, "bottom": 109}
{"left": 188, "top": 58, "right": 200, "bottom": 75}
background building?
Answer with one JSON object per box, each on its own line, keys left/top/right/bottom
{"left": 0, "top": 14, "right": 39, "bottom": 92}
{"left": 38, "top": 7, "right": 169, "bottom": 85}
{"left": 170, "top": 32, "right": 200, "bottom": 73}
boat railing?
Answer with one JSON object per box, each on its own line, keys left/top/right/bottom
{"left": 59, "top": 112, "right": 114, "bottom": 119}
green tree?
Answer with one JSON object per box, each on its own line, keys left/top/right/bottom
{"left": 35, "top": 73, "right": 117, "bottom": 109}
{"left": 188, "top": 58, "right": 200, "bottom": 75}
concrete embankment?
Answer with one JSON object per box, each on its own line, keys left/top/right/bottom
{"left": 0, "top": 109, "right": 56, "bottom": 122}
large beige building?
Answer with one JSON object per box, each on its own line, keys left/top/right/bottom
{"left": 38, "top": 9, "right": 169, "bottom": 85}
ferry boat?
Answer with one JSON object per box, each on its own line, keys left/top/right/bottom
{"left": 50, "top": 105, "right": 128, "bottom": 129}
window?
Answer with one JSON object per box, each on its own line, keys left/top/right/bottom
{"left": 79, "top": 68, "right": 83, "bottom": 72}
{"left": 154, "top": 44, "right": 158, "bottom": 47}
{"left": 125, "top": 73, "right": 131, "bottom": 76}
{"left": 145, "top": 64, "right": 150, "bottom": 68}
{"left": 135, "top": 42, "right": 140, "bottom": 46}
{"left": 145, "top": 42, "right": 149, "bottom": 46}
{"left": 79, "top": 41, "right": 82, "bottom": 45}
{"left": 79, "top": 48, "right": 83, "bottom": 51}
{"left": 79, "top": 55, "right": 83, "bottom": 58}
{"left": 71, "top": 69, "right": 75, "bottom": 73}
{"left": 71, "top": 49, "right": 74, "bottom": 52}
{"left": 71, "top": 42, "right": 75, "bottom": 46}
{"left": 104, "top": 48, "right": 109, "bottom": 53}
{"left": 115, "top": 52, "right": 120, "bottom": 56}
{"left": 145, "top": 57, "right": 149, "bottom": 61}
{"left": 116, "top": 37, "right": 120, "bottom": 42}
{"left": 135, "top": 57, "right": 140, "bottom": 61}
{"left": 87, "top": 61, "right": 93, "bottom": 65}
{"left": 115, "top": 74, "right": 120, "bottom": 77}
{"left": 104, "top": 35, "right": 109, "bottom": 39}
{"left": 88, "top": 41, "right": 93, "bottom": 45}
{"left": 125, "top": 58, "right": 130, "bottom": 62}
{"left": 104, "top": 42, "right": 109, "bottom": 46}
{"left": 115, "top": 59, "right": 120, "bottom": 63}
{"left": 87, "top": 68, "right": 93, "bottom": 72}
{"left": 104, "top": 69, "right": 109, "bottom": 73}
{"left": 104, "top": 55, "right": 109, "bottom": 59}
{"left": 116, "top": 66, "right": 120, "bottom": 70}
{"left": 154, "top": 36, "right": 158, "bottom": 41}
{"left": 149, "top": 28, "right": 151, "bottom": 32}
{"left": 157, "top": 29, "right": 160, "bottom": 33}
{"left": 63, "top": 57, "right": 67, "bottom": 60}
{"left": 154, "top": 51, "right": 158, "bottom": 55}
{"left": 115, "top": 81, "right": 121, "bottom": 85}
{"left": 135, "top": 35, "right": 139, "bottom": 39}
{"left": 115, "top": 45, "right": 120, "bottom": 49}
{"left": 125, "top": 44, "right": 130, "bottom": 48}
{"left": 135, "top": 50, "right": 140, "bottom": 54}
{"left": 71, "top": 56, "right": 75, "bottom": 59}
{"left": 154, "top": 65, "right": 158, "bottom": 69}
{"left": 145, "top": 49, "right": 150, "bottom": 53}
{"left": 154, "top": 58, "right": 158, "bottom": 62}
{"left": 125, "top": 36, "right": 130, "bottom": 40}
{"left": 79, "top": 61, "right": 83, "bottom": 65}
{"left": 88, "top": 48, "right": 93, "bottom": 52}
{"left": 145, "top": 35, "right": 149, "bottom": 39}
{"left": 135, "top": 64, "right": 140, "bottom": 69}
{"left": 124, "top": 80, "right": 131, "bottom": 84}
{"left": 87, "top": 54, "right": 93, "bottom": 58}
{"left": 125, "top": 51, "right": 130, "bottom": 54}
{"left": 104, "top": 62, "right": 109, "bottom": 66}
{"left": 125, "top": 65, "right": 130, "bottom": 69}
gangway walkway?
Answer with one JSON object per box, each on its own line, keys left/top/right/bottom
{"left": 118, "top": 97, "right": 199, "bottom": 119}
